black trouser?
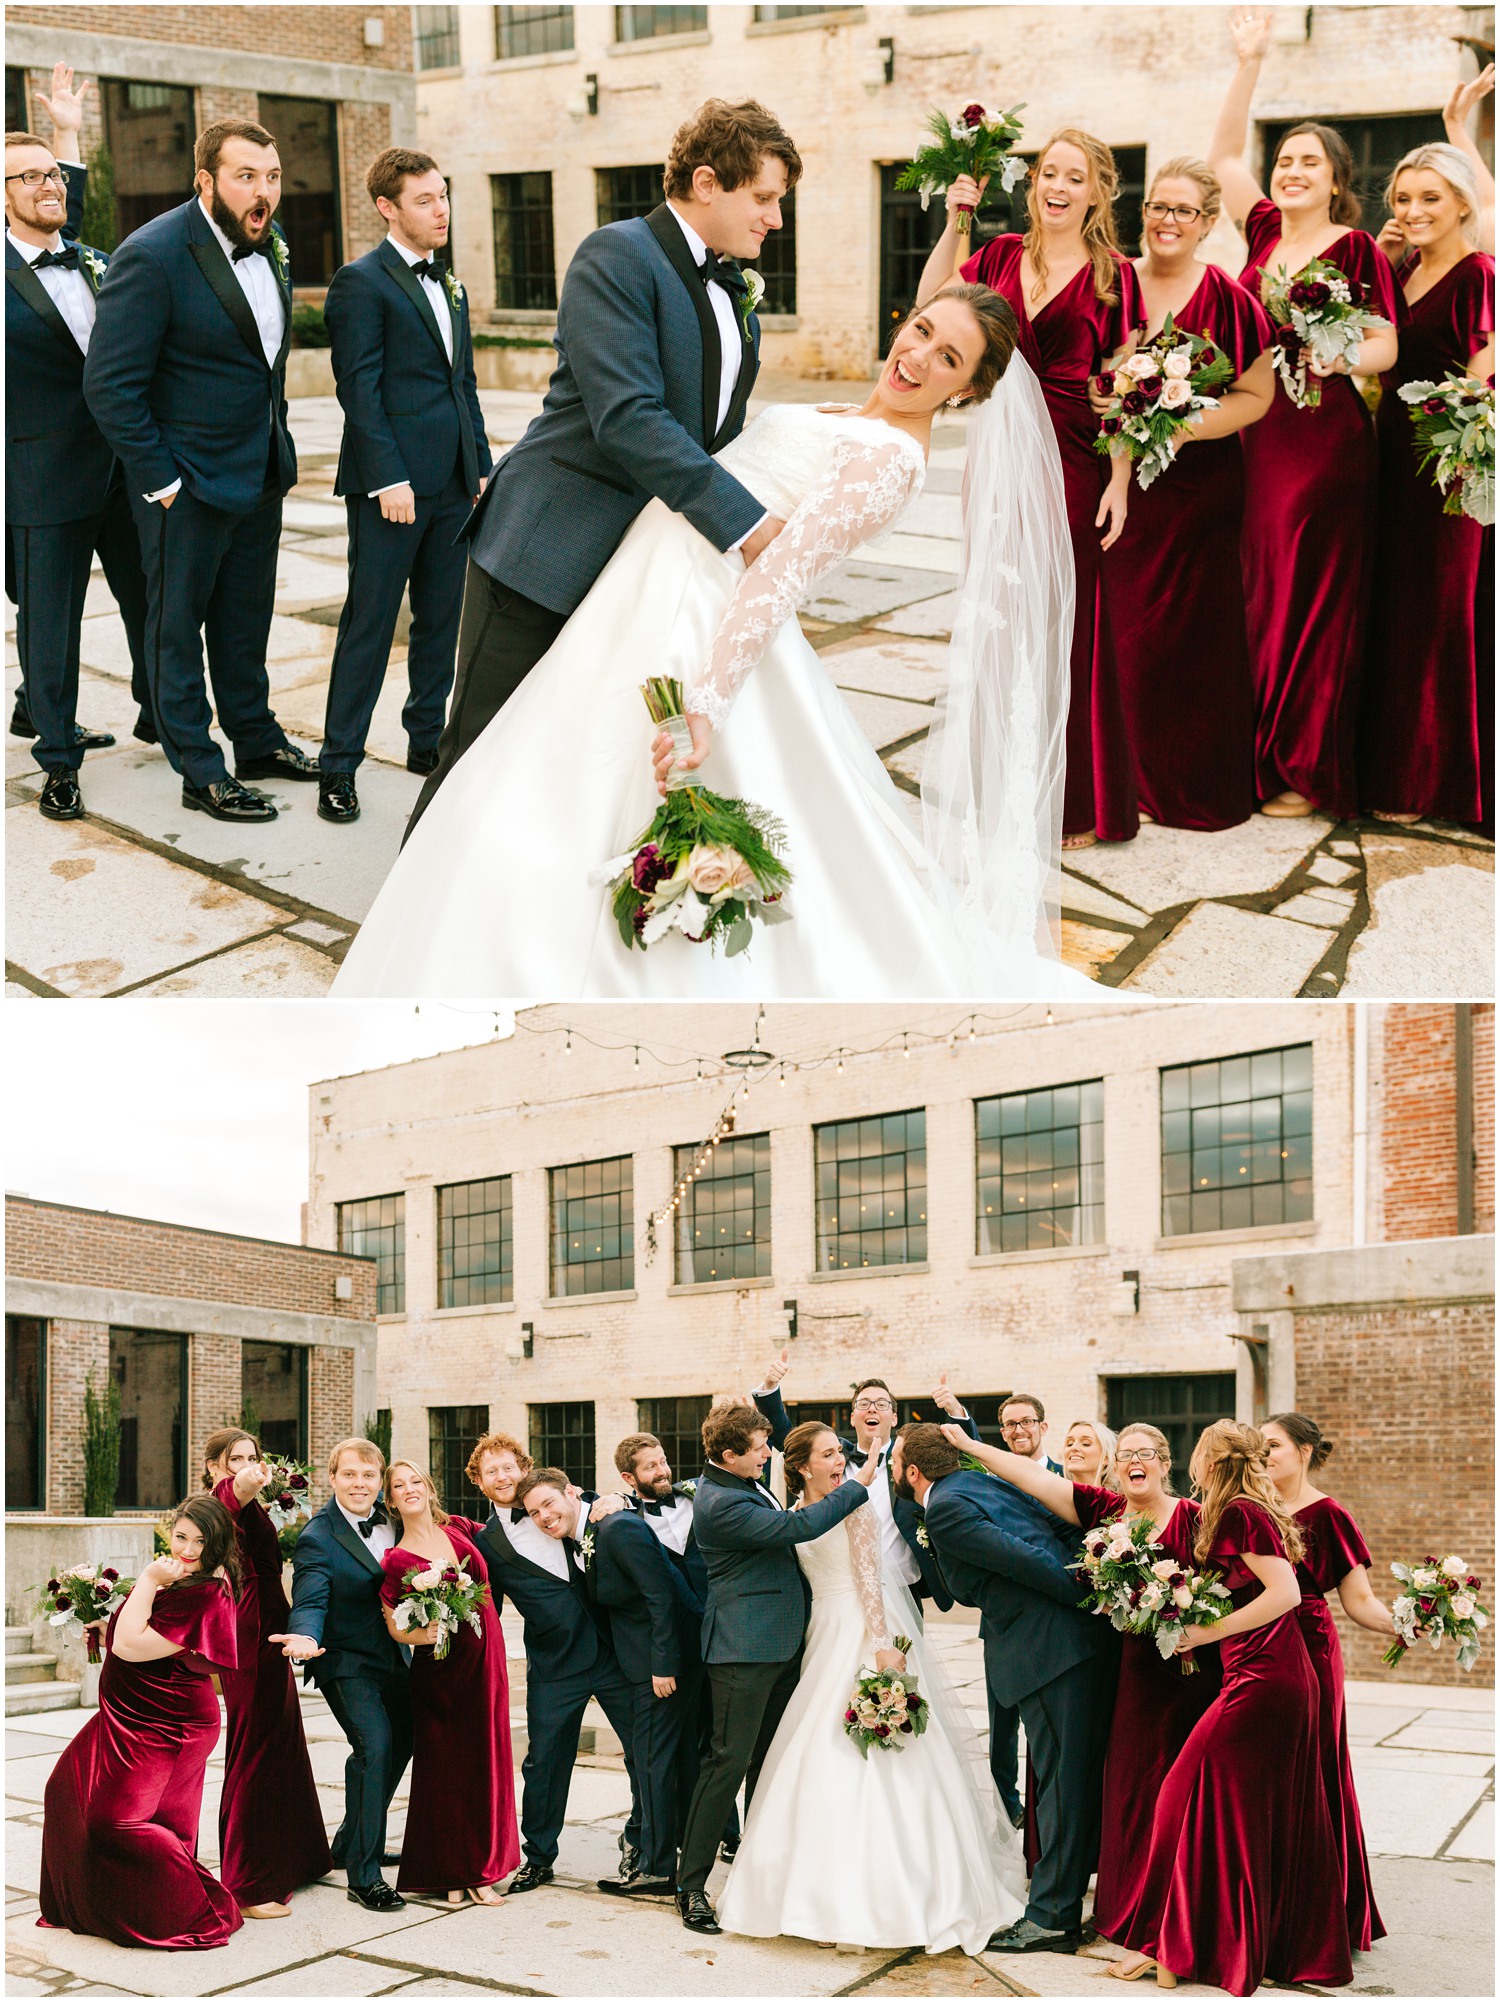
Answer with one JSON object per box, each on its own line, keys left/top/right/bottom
{"left": 676, "top": 1653, "right": 801, "bottom": 1894}
{"left": 403, "top": 559, "right": 566, "bottom": 839}
{"left": 618, "top": 1678, "right": 690, "bottom": 1879}
{"left": 520, "top": 1654, "right": 639, "bottom": 1870}
{"left": 320, "top": 470, "right": 471, "bottom": 773}
{"left": 130, "top": 484, "right": 287, "bottom": 789}
{"left": 321, "top": 1668, "right": 413, "bottom": 1888}
{"left": 988, "top": 1696, "right": 1022, "bottom": 1823}
{"left": 1016, "top": 1654, "right": 1115, "bottom": 1932}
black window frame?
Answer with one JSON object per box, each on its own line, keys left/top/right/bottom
{"left": 413, "top": 5, "right": 463, "bottom": 68}
{"left": 596, "top": 162, "right": 665, "bottom": 227}
{"left": 1105, "top": 1373, "right": 1239, "bottom": 1484}
{"left": 813, "top": 1108, "right": 927, "bottom": 1272}
{"left": 529, "top": 1399, "right": 597, "bottom": 1489}
{"left": 673, "top": 1130, "right": 772, "bottom": 1284}
{"left": 976, "top": 1079, "right": 1104, "bottom": 1256}
{"left": 757, "top": 184, "right": 796, "bottom": 314}
{"left": 1160, "top": 1044, "right": 1314, "bottom": 1239}
{"left": 614, "top": 5, "right": 708, "bottom": 39}
{"left": 550, "top": 1154, "right": 634, "bottom": 1296}
{"left": 490, "top": 169, "right": 557, "bottom": 310}
{"left": 241, "top": 1340, "right": 308, "bottom": 1460}
{"left": 6, "top": 1314, "right": 46, "bottom": 1511}
{"left": 5, "top": 67, "right": 28, "bottom": 134}
{"left": 429, "top": 1404, "right": 491, "bottom": 1512}
{"left": 636, "top": 1395, "right": 713, "bottom": 1482}
{"left": 256, "top": 92, "right": 342, "bottom": 287}
{"left": 438, "top": 1174, "right": 514, "bottom": 1308}
{"left": 338, "top": 1193, "right": 406, "bottom": 1315}
{"left": 495, "top": 5, "right": 576, "bottom": 57}
{"left": 109, "top": 1326, "right": 187, "bottom": 1512}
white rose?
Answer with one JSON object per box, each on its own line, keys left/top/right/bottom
{"left": 686, "top": 845, "right": 735, "bottom": 897}
{"left": 1413, "top": 1568, "right": 1440, "bottom": 1592}
{"left": 1172, "top": 1584, "right": 1193, "bottom": 1608}
{"left": 1162, "top": 349, "right": 1193, "bottom": 379}
{"left": 1452, "top": 1594, "right": 1476, "bottom": 1620}
{"left": 1140, "top": 1583, "right": 1164, "bottom": 1610}
{"left": 1122, "top": 352, "right": 1159, "bottom": 381}
{"left": 1159, "top": 377, "right": 1193, "bottom": 409}
{"left": 1441, "top": 1555, "right": 1468, "bottom": 1577}
{"left": 411, "top": 1565, "right": 444, "bottom": 1591}
{"left": 1151, "top": 1558, "right": 1178, "bottom": 1580}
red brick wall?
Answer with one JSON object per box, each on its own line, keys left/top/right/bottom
{"left": 7, "top": 1198, "right": 376, "bottom": 1320}
{"left": 46, "top": 1320, "right": 111, "bottom": 1515}
{"left": 336, "top": 100, "right": 396, "bottom": 260}
{"left": 1379, "top": 1005, "right": 1494, "bottom": 1242}
{"left": 1295, "top": 1297, "right": 1495, "bottom": 1687}
{"left": 310, "top": 1346, "right": 357, "bottom": 1497}
{"left": 7, "top": 7, "right": 413, "bottom": 69}
{"left": 188, "top": 1333, "right": 244, "bottom": 1478}
{"left": 1473, "top": 1006, "right": 1494, "bottom": 1236}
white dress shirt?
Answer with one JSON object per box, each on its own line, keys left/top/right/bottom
{"left": 862, "top": 1443, "right": 921, "bottom": 1588}
{"left": 8, "top": 228, "right": 95, "bottom": 352}
{"left": 666, "top": 205, "right": 743, "bottom": 435}
{"left": 336, "top": 1498, "right": 395, "bottom": 1562}
{"left": 637, "top": 1491, "right": 694, "bottom": 1557}
{"left": 494, "top": 1501, "right": 572, "bottom": 1581}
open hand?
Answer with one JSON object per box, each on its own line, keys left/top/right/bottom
{"left": 589, "top": 1494, "right": 628, "bottom": 1522}
{"left": 35, "top": 62, "right": 92, "bottom": 138}
{"left": 1096, "top": 480, "right": 1128, "bottom": 550}
{"left": 938, "top": 1423, "right": 972, "bottom": 1453}
{"left": 1228, "top": 7, "right": 1273, "bottom": 64}
{"left": 1446, "top": 63, "right": 1495, "bottom": 132}
{"left": 269, "top": 1631, "right": 325, "bottom": 1661}
{"left": 652, "top": 713, "right": 711, "bottom": 795}
{"left": 854, "top": 1441, "right": 884, "bottom": 1488}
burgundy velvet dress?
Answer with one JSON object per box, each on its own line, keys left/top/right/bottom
{"left": 1068, "top": 1485, "right": 1223, "bottom": 1947}
{"left": 961, "top": 234, "right": 1145, "bottom": 840}
{"left": 379, "top": 1517, "right": 519, "bottom": 1894}
{"left": 1109, "top": 267, "right": 1272, "bottom": 829}
{"left": 39, "top": 1582, "right": 243, "bottom": 1950}
{"left": 1360, "top": 252, "right": 1495, "bottom": 824}
{"left": 1130, "top": 1500, "right": 1351, "bottom": 1995}
{"left": 214, "top": 1478, "right": 333, "bottom": 1905}
{"left": 1293, "top": 1496, "right": 1386, "bottom": 1951}
{"left": 1237, "top": 201, "right": 1400, "bottom": 812}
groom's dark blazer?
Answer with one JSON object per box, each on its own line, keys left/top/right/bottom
{"left": 463, "top": 203, "right": 766, "bottom": 617}
{"left": 692, "top": 1461, "right": 869, "bottom": 1663}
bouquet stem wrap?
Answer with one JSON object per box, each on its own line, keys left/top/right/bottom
{"left": 661, "top": 714, "right": 697, "bottom": 794}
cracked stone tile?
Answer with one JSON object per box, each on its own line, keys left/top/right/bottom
{"left": 1329, "top": 838, "right": 1361, "bottom": 855}
{"left": 1061, "top": 919, "right": 1134, "bottom": 977}
{"left": 1446, "top": 1800, "right": 1494, "bottom": 1862}
{"left": 1055, "top": 870, "right": 1147, "bottom": 927}
{"left": 869, "top": 590, "right": 959, "bottom": 639}
{"left": 275, "top": 547, "right": 352, "bottom": 609}
{"left": 803, "top": 560, "right": 953, "bottom": 623}
{"left": 1072, "top": 814, "right": 1333, "bottom": 908}
{"left": 1305, "top": 852, "right": 1358, "bottom": 885}
{"left": 819, "top": 633, "right": 951, "bottom": 702}
{"left": 288, "top": 918, "right": 351, "bottom": 946}
{"left": 1303, "top": 883, "right": 1358, "bottom": 908}
{"left": 222, "top": 1953, "right": 418, "bottom": 1995}
{"left": 863, "top": 529, "right": 962, "bottom": 575}
{"left": 839, "top": 688, "right": 932, "bottom": 752}
{"left": 1275, "top": 892, "right": 1351, "bottom": 928}
{"left": 1341, "top": 838, "right": 1494, "bottom": 998}
{"left": 1121, "top": 902, "right": 1332, "bottom": 996}
{"left": 127, "top": 931, "right": 337, "bottom": 996}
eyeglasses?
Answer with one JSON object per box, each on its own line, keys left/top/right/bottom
{"left": 1000, "top": 1419, "right": 1040, "bottom": 1435}
{"left": 1118, "top": 1447, "right": 1162, "bottom": 1464}
{"left": 852, "top": 1399, "right": 896, "bottom": 1414}
{"left": 1143, "top": 201, "right": 1203, "bottom": 224}
{"left": 5, "top": 167, "right": 69, "bottom": 191}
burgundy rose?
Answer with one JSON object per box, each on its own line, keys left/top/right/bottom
{"left": 631, "top": 904, "right": 649, "bottom": 937}
{"left": 1288, "top": 278, "right": 1330, "bottom": 309}
{"left": 289, "top": 1473, "right": 308, "bottom": 1490}
{"left": 1468, "top": 1575, "right": 1481, "bottom": 1588}
{"left": 1422, "top": 396, "right": 1449, "bottom": 415}
{"left": 1140, "top": 376, "right": 1163, "bottom": 401}
{"left": 875, "top": 1723, "right": 890, "bottom": 1737}
{"left": 632, "top": 842, "right": 671, "bottom": 895}
{"left": 960, "top": 103, "right": 986, "bottom": 129}
{"left": 845, "top": 1708, "right": 857, "bottom": 1723}
{"left": 1122, "top": 389, "right": 1147, "bottom": 416}
{"left": 1093, "top": 372, "right": 1115, "bottom": 397}
{"left": 1100, "top": 416, "right": 1122, "bottom": 436}
{"left": 1275, "top": 325, "right": 1303, "bottom": 353}
{"left": 102, "top": 1568, "right": 118, "bottom": 1582}
{"left": 46, "top": 1578, "right": 59, "bottom": 1592}
{"left": 1418, "top": 1598, "right": 1436, "bottom": 1616}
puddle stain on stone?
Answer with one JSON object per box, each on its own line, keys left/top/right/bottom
{"left": 43, "top": 957, "right": 124, "bottom": 992}
{"left": 47, "top": 857, "right": 95, "bottom": 881}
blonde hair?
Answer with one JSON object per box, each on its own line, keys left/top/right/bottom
{"left": 1149, "top": 155, "right": 1223, "bottom": 227}
{"left": 1190, "top": 1420, "right": 1303, "bottom": 1566}
{"left": 328, "top": 1435, "right": 385, "bottom": 1478}
{"left": 1386, "top": 142, "right": 1483, "bottom": 247}
{"left": 384, "top": 1459, "right": 449, "bottom": 1526}
{"left": 1115, "top": 1421, "right": 1176, "bottom": 1497}
{"left": 1064, "top": 1418, "right": 1119, "bottom": 1485}
{"left": 1025, "top": 128, "right": 1122, "bottom": 305}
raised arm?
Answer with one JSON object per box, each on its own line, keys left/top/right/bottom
{"left": 1208, "top": 8, "right": 1274, "bottom": 231}
{"left": 707, "top": 1475, "right": 867, "bottom": 1552}
{"left": 939, "top": 1425, "right": 1080, "bottom": 1525}
{"left": 917, "top": 173, "right": 991, "bottom": 302}
{"left": 1446, "top": 66, "right": 1496, "bottom": 255}
{"left": 111, "top": 1559, "right": 190, "bottom": 1662}
{"left": 751, "top": 1383, "right": 791, "bottom": 1451}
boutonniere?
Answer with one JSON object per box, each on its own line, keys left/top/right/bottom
{"left": 79, "top": 245, "right": 107, "bottom": 289}
{"left": 579, "top": 1529, "right": 596, "bottom": 1571}
{"left": 442, "top": 267, "right": 465, "bottom": 308}
{"left": 738, "top": 267, "right": 764, "bottom": 338}
{"left": 270, "top": 231, "right": 290, "bottom": 287}
{"left": 677, "top": 1481, "right": 697, "bottom": 1498}
{"left": 916, "top": 1524, "right": 931, "bottom": 1551}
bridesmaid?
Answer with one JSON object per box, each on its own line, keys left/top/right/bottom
{"left": 379, "top": 1460, "right": 520, "bottom": 1903}
{"left": 919, "top": 129, "right": 1140, "bottom": 847}
{"left": 1100, "top": 159, "right": 1275, "bottom": 831}
{"left": 1060, "top": 1416, "right": 1117, "bottom": 1488}
{"left": 1208, "top": 8, "right": 1399, "bottom": 820}
{"left": 205, "top": 1427, "right": 333, "bottom": 1918}
{"left": 1264, "top": 1412, "right": 1396, "bottom": 1953}
{"left": 946, "top": 1422, "right": 1220, "bottom": 1957}
{"left": 1112, "top": 1421, "right": 1350, "bottom": 1994}
{"left": 1360, "top": 145, "right": 1495, "bottom": 829}
{"left": 39, "top": 1495, "right": 244, "bottom": 1950}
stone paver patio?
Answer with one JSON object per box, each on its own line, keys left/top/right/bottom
{"left": 5, "top": 378, "right": 1492, "bottom": 999}
{"left": 5, "top": 1619, "right": 1493, "bottom": 1998}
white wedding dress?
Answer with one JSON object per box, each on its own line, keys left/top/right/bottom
{"left": 716, "top": 1506, "right": 1026, "bottom": 1955}
{"left": 335, "top": 395, "right": 1091, "bottom": 999}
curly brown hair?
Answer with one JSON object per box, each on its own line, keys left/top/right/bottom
{"left": 663, "top": 98, "right": 801, "bottom": 201}
{"left": 1191, "top": 1420, "right": 1304, "bottom": 1566}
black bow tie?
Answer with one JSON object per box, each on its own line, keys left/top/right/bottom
{"left": 231, "top": 239, "right": 273, "bottom": 264}
{"left": 33, "top": 245, "right": 79, "bottom": 271}
{"left": 356, "top": 1501, "right": 389, "bottom": 1539}
{"left": 699, "top": 250, "right": 747, "bottom": 299}
{"left": 408, "top": 258, "right": 440, "bottom": 282}
{"left": 639, "top": 1498, "right": 666, "bottom": 1516}
{"left": 509, "top": 1506, "right": 527, "bottom": 1525}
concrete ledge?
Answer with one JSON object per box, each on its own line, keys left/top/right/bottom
{"left": 1232, "top": 1234, "right": 1496, "bottom": 1312}
{"left": 5, "top": 1517, "right": 158, "bottom": 1669}
{"left": 5, "top": 1276, "right": 376, "bottom": 1352}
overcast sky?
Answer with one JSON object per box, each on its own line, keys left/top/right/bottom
{"left": 6, "top": 1003, "right": 510, "bottom": 1243}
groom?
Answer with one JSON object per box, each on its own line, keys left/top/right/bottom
{"left": 405, "top": 97, "right": 800, "bottom": 834}
{"left": 896, "top": 1424, "right": 1116, "bottom": 1956}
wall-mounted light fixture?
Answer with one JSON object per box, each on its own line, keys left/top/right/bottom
{"left": 781, "top": 1298, "right": 799, "bottom": 1341}
{"left": 1108, "top": 1270, "right": 1140, "bottom": 1317}
{"left": 568, "top": 72, "right": 600, "bottom": 120}
{"left": 863, "top": 36, "right": 895, "bottom": 93}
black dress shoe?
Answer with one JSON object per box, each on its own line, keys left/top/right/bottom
{"left": 182, "top": 777, "right": 278, "bottom": 822}
{"left": 39, "top": 770, "right": 83, "bottom": 821}
{"left": 406, "top": 745, "right": 439, "bottom": 776}
{"left": 719, "top": 1836, "right": 740, "bottom": 1864}
{"left": 618, "top": 1840, "right": 641, "bottom": 1882}
{"left": 74, "top": 724, "right": 116, "bottom": 750}
{"left": 347, "top": 1881, "right": 405, "bottom": 1912}
{"left": 318, "top": 773, "right": 360, "bottom": 824}
{"left": 506, "top": 1862, "right": 554, "bottom": 1894}
{"left": 597, "top": 1874, "right": 676, "bottom": 1897}
{"left": 984, "top": 1919, "right": 1084, "bottom": 1954}
{"left": 133, "top": 713, "right": 158, "bottom": 745}
{"left": 9, "top": 699, "right": 34, "bottom": 738}
{"left": 677, "top": 1889, "right": 721, "bottom": 1934}
{"left": 381, "top": 1851, "right": 402, "bottom": 1866}
{"left": 235, "top": 744, "right": 320, "bottom": 783}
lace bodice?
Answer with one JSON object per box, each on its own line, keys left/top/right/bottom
{"left": 686, "top": 406, "right": 927, "bottom": 728}
{"left": 795, "top": 1503, "right": 890, "bottom": 1646}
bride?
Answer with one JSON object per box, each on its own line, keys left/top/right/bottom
{"left": 334, "top": 283, "right": 1088, "bottom": 999}
{"left": 717, "top": 1423, "right": 1027, "bottom": 1954}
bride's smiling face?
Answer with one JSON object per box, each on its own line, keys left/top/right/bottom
{"left": 877, "top": 298, "right": 988, "bottom": 416}
{"left": 801, "top": 1429, "right": 847, "bottom": 1499}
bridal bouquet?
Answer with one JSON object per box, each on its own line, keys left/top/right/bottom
{"left": 260, "top": 1455, "right": 316, "bottom": 1534}
{"left": 1383, "top": 1554, "right": 1488, "bottom": 1671}
{"left": 38, "top": 1563, "right": 133, "bottom": 1663}
{"left": 602, "top": 678, "right": 793, "bottom": 957}
{"left": 389, "top": 1556, "right": 489, "bottom": 1662}
{"left": 1398, "top": 374, "right": 1495, "bottom": 524}
{"left": 843, "top": 1634, "right": 930, "bottom": 1756}
{"left": 1093, "top": 317, "right": 1234, "bottom": 489}
{"left": 894, "top": 101, "right": 1028, "bottom": 236}
{"left": 1073, "top": 1514, "right": 1231, "bottom": 1674}
{"left": 1260, "top": 258, "right": 1388, "bottom": 408}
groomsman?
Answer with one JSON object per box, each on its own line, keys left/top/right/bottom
{"left": 5, "top": 74, "right": 150, "bottom": 818}
{"left": 270, "top": 1438, "right": 411, "bottom": 1912}
{"left": 317, "top": 148, "right": 491, "bottom": 823}
{"left": 84, "top": 118, "right": 316, "bottom": 823}
{"left": 465, "top": 1434, "right": 640, "bottom": 1892}
{"left": 989, "top": 1392, "right": 1064, "bottom": 1828}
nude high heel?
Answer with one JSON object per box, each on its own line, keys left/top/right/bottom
{"left": 1156, "top": 1970, "right": 1178, "bottom": 1989}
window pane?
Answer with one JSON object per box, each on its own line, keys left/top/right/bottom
{"left": 100, "top": 78, "right": 195, "bottom": 243}
{"left": 551, "top": 1157, "right": 634, "bottom": 1294}
{"left": 439, "top": 1176, "right": 514, "bottom": 1307}
{"left": 496, "top": 5, "right": 575, "bottom": 57}
{"left": 429, "top": 1404, "right": 490, "bottom": 1512}
{"left": 814, "top": 1110, "right": 925, "bottom": 1269}
{"left": 637, "top": 1395, "right": 711, "bottom": 1482}
{"left": 110, "top": 1328, "right": 185, "bottom": 1510}
{"left": 5, "top": 1316, "right": 45, "bottom": 1510}
{"left": 1159, "top": 1044, "right": 1314, "bottom": 1235}
{"left": 974, "top": 1081, "right": 1104, "bottom": 1254}
{"left": 339, "top": 1193, "right": 406, "bottom": 1313}
{"left": 414, "top": 5, "right": 462, "bottom": 67}
{"left": 491, "top": 171, "right": 557, "bottom": 309}
{"left": 615, "top": 5, "right": 708, "bottom": 38}
{"left": 528, "top": 1401, "right": 596, "bottom": 1488}
{"left": 1106, "top": 1372, "right": 1237, "bottom": 1477}
{"left": 597, "top": 164, "right": 665, "bottom": 226}
{"left": 257, "top": 95, "right": 341, "bottom": 285}
{"left": 242, "top": 1341, "right": 306, "bottom": 1459}
{"left": 674, "top": 1132, "right": 771, "bottom": 1283}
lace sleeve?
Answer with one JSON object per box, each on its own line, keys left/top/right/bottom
{"left": 847, "top": 1505, "right": 890, "bottom": 1647}
{"left": 685, "top": 429, "right": 923, "bottom": 729}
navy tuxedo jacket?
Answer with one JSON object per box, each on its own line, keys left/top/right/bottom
{"left": 753, "top": 1387, "right": 974, "bottom": 1611}
{"left": 464, "top": 203, "right": 764, "bottom": 616}
{"left": 83, "top": 197, "right": 297, "bottom": 513}
{"left": 693, "top": 1461, "right": 868, "bottom": 1666}
{"left": 325, "top": 241, "right": 491, "bottom": 500}
{"left": 471, "top": 1503, "right": 613, "bottom": 1684}
{"left": 589, "top": 1507, "right": 700, "bottom": 1683}
{"left": 922, "top": 1468, "right": 1111, "bottom": 1707}
{"left": 286, "top": 1500, "right": 409, "bottom": 1689}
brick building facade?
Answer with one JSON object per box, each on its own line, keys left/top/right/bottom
{"left": 5, "top": 1198, "right": 377, "bottom": 1519}
{"left": 4, "top": 6, "right": 416, "bottom": 282}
